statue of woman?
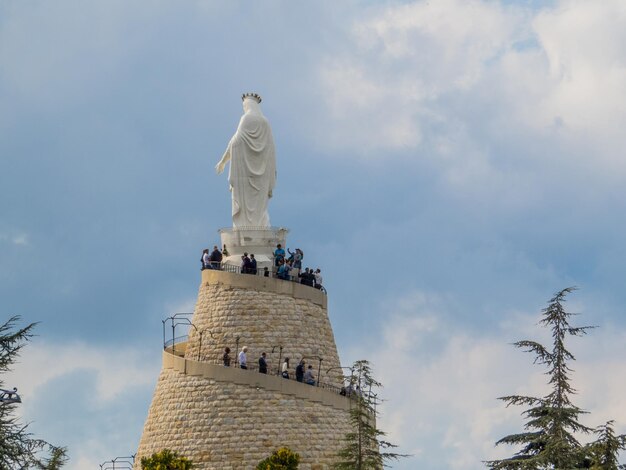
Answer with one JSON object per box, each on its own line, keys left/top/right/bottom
{"left": 215, "top": 93, "right": 276, "bottom": 228}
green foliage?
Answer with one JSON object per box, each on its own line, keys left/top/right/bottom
{"left": 333, "top": 360, "right": 408, "bottom": 470}
{"left": 0, "top": 316, "right": 68, "bottom": 469}
{"left": 485, "top": 287, "right": 625, "bottom": 469}
{"left": 583, "top": 421, "right": 626, "bottom": 470}
{"left": 140, "top": 449, "right": 193, "bottom": 470}
{"left": 256, "top": 447, "right": 301, "bottom": 469}
{"left": 32, "top": 446, "right": 69, "bottom": 470}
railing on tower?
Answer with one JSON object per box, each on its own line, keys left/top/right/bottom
{"left": 99, "top": 455, "right": 135, "bottom": 470}
{"left": 0, "top": 387, "right": 21, "bottom": 405}
{"left": 202, "top": 261, "right": 327, "bottom": 294}
{"left": 162, "top": 313, "right": 214, "bottom": 360}
{"left": 301, "top": 355, "right": 324, "bottom": 388}
{"left": 159, "top": 334, "right": 361, "bottom": 400}
{"left": 162, "top": 313, "right": 194, "bottom": 355}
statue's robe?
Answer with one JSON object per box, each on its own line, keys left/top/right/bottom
{"left": 224, "top": 102, "right": 276, "bottom": 228}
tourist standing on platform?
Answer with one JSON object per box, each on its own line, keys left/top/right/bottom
{"left": 210, "top": 245, "right": 222, "bottom": 269}
{"left": 250, "top": 254, "right": 257, "bottom": 275}
{"left": 277, "top": 260, "right": 287, "bottom": 280}
{"left": 292, "top": 248, "right": 303, "bottom": 278}
{"left": 201, "top": 249, "right": 210, "bottom": 270}
{"left": 304, "top": 365, "right": 316, "bottom": 386}
{"left": 292, "top": 248, "right": 303, "bottom": 270}
{"left": 285, "top": 259, "right": 294, "bottom": 280}
{"left": 314, "top": 269, "right": 323, "bottom": 289}
{"left": 241, "top": 253, "right": 253, "bottom": 274}
{"left": 300, "top": 268, "right": 314, "bottom": 287}
{"left": 296, "top": 360, "right": 305, "bottom": 383}
{"left": 238, "top": 346, "right": 248, "bottom": 369}
{"left": 281, "top": 357, "right": 290, "bottom": 379}
{"left": 259, "top": 352, "right": 268, "bottom": 374}
{"left": 274, "top": 244, "right": 285, "bottom": 266}
{"left": 223, "top": 347, "right": 231, "bottom": 367}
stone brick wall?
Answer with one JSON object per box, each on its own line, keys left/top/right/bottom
{"left": 185, "top": 271, "right": 342, "bottom": 388}
{"left": 135, "top": 271, "right": 350, "bottom": 469}
{"left": 135, "top": 367, "right": 351, "bottom": 469}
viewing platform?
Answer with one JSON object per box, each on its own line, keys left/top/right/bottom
{"left": 161, "top": 345, "right": 352, "bottom": 413}
{"left": 200, "top": 268, "right": 326, "bottom": 308}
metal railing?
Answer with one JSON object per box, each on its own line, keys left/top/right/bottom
{"left": 271, "top": 345, "right": 283, "bottom": 377}
{"left": 99, "top": 455, "right": 135, "bottom": 470}
{"left": 0, "top": 387, "right": 21, "bottom": 405}
{"left": 300, "top": 355, "right": 323, "bottom": 388}
{"left": 162, "top": 313, "right": 214, "bottom": 360}
{"left": 170, "top": 349, "right": 352, "bottom": 397}
{"left": 164, "top": 335, "right": 188, "bottom": 349}
{"left": 218, "top": 226, "right": 288, "bottom": 232}
{"left": 162, "top": 313, "right": 194, "bottom": 356}
{"left": 202, "top": 263, "right": 326, "bottom": 293}
{"left": 159, "top": 323, "right": 349, "bottom": 397}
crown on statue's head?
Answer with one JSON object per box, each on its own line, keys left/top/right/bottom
{"left": 242, "top": 92, "right": 262, "bottom": 103}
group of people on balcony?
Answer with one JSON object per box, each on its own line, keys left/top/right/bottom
{"left": 201, "top": 245, "right": 225, "bottom": 270}
{"left": 219, "top": 346, "right": 366, "bottom": 399}
{"left": 199, "top": 243, "right": 323, "bottom": 290}
{"left": 274, "top": 244, "right": 323, "bottom": 289}
{"left": 221, "top": 347, "right": 317, "bottom": 386}
{"left": 281, "top": 357, "right": 316, "bottom": 386}
{"left": 239, "top": 253, "right": 257, "bottom": 274}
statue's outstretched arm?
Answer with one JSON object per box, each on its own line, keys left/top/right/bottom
{"left": 215, "top": 147, "right": 231, "bottom": 174}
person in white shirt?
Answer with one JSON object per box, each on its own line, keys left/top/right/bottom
{"left": 201, "top": 249, "right": 211, "bottom": 270}
{"left": 314, "top": 268, "right": 323, "bottom": 289}
{"left": 238, "top": 346, "right": 248, "bottom": 369}
{"left": 281, "top": 357, "right": 290, "bottom": 379}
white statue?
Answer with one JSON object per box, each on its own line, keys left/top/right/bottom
{"left": 216, "top": 93, "right": 276, "bottom": 228}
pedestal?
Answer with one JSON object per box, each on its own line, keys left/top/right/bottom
{"left": 219, "top": 226, "right": 289, "bottom": 270}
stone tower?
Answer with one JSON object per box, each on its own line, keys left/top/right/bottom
{"left": 134, "top": 259, "right": 351, "bottom": 469}
{"left": 134, "top": 95, "right": 352, "bottom": 469}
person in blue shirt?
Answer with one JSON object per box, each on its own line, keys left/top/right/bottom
{"left": 274, "top": 243, "right": 285, "bottom": 267}
{"left": 277, "top": 260, "right": 288, "bottom": 280}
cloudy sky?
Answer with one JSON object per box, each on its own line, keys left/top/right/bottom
{"left": 2, "top": 0, "right": 626, "bottom": 468}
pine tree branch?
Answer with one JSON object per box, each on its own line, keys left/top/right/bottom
{"left": 512, "top": 341, "right": 551, "bottom": 364}
{"left": 498, "top": 395, "right": 544, "bottom": 407}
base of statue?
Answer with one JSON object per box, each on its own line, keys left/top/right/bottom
{"left": 218, "top": 226, "right": 289, "bottom": 270}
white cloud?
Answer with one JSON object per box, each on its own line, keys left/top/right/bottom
{"left": 313, "top": 0, "right": 626, "bottom": 180}
{"left": 0, "top": 230, "right": 30, "bottom": 246}
{"left": 5, "top": 341, "right": 160, "bottom": 469}
{"left": 353, "top": 0, "right": 521, "bottom": 88}
{"left": 7, "top": 340, "right": 158, "bottom": 404}
{"left": 314, "top": 0, "right": 527, "bottom": 154}
{"left": 352, "top": 290, "right": 626, "bottom": 469}
{"left": 530, "top": 2, "right": 626, "bottom": 137}
{"left": 12, "top": 234, "right": 29, "bottom": 245}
